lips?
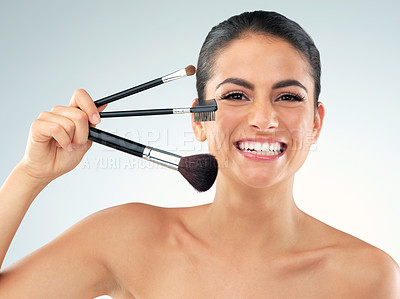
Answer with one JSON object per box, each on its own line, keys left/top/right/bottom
{"left": 234, "top": 139, "right": 287, "bottom": 157}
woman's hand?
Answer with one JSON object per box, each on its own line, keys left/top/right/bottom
{"left": 0, "top": 89, "right": 108, "bottom": 271}
{"left": 19, "top": 89, "right": 106, "bottom": 185}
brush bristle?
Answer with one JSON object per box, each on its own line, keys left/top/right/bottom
{"left": 178, "top": 154, "right": 218, "bottom": 192}
{"left": 192, "top": 99, "right": 217, "bottom": 122}
{"left": 193, "top": 111, "right": 215, "bottom": 122}
{"left": 185, "top": 65, "right": 196, "bottom": 76}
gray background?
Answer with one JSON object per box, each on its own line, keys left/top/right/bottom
{"left": 1, "top": 0, "right": 399, "bottom": 294}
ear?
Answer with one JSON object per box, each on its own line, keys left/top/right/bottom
{"left": 312, "top": 101, "right": 325, "bottom": 143}
{"left": 191, "top": 98, "right": 207, "bottom": 142}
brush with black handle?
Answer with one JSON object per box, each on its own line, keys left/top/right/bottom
{"left": 88, "top": 127, "right": 218, "bottom": 192}
{"left": 99, "top": 99, "right": 217, "bottom": 122}
{"left": 94, "top": 65, "right": 196, "bottom": 107}
{"left": 89, "top": 65, "right": 218, "bottom": 191}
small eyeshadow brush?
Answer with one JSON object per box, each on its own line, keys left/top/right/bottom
{"left": 94, "top": 65, "right": 196, "bottom": 107}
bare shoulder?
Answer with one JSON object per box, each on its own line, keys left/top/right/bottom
{"left": 86, "top": 202, "right": 178, "bottom": 252}
{"left": 305, "top": 215, "right": 400, "bottom": 298}
{"left": 88, "top": 202, "right": 194, "bottom": 241}
{"left": 90, "top": 202, "right": 168, "bottom": 231}
{"left": 86, "top": 203, "right": 200, "bottom": 294}
{"left": 91, "top": 202, "right": 207, "bottom": 236}
{"left": 333, "top": 240, "right": 400, "bottom": 298}
{"left": 0, "top": 203, "right": 179, "bottom": 298}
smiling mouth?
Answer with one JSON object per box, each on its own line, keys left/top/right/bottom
{"left": 235, "top": 141, "right": 287, "bottom": 156}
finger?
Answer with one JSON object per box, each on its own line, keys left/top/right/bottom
{"left": 50, "top": 106, "right": 89, "bottom": 146}
{"left": 98, "top": 104, "right": 108, "bottom": 113}
{"left": 69, "top": 89, "right": 100, "bottom": 125}
{"left": 30, "top": 119, "right": 72, "bottom": 152}
{"left": 37, "top": 111, "right": 76, "bottom": 142}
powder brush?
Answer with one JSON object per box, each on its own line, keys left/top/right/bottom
{"left": 88, "top": 127, "right": 218, "bottom": 192}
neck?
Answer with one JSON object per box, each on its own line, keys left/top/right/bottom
{"left": 202, "top": 174, "right": 303, "bottom": 255}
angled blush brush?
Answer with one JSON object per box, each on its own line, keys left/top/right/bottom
{"left": 98, "top": 99, "right": 217, "bottom": 122}
{"left": 94, "top": 65, "right": 196, "bottom": 107}
{"left": 88, "top": 127, "right": 218, "bottom": 192}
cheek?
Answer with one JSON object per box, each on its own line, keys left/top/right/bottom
{"left": 204, "top": 107, "right": 244, "bottom": 153}
{"left": 283, "top": 110, "right": 315, "bottom": 149}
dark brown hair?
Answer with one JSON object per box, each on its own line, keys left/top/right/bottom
{"left": 196, "top": 11, "right": 321, "bottom": 107}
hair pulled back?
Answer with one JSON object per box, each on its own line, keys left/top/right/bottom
{"left": 196, "top": 11, "right": 321, "bottom": 107}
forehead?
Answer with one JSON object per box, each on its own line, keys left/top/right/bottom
{"left": 208, "top": 34, "right": 313, "bottom": 93}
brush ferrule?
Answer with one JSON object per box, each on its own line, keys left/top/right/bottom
{"left": 162, "top": 68, "right": 187, "bottom": 83}
{"left": 173, "top": 108, "right": 191, "bottom": 114}
{"left": 143, "top": 147, "right": 181, "bottom": 170}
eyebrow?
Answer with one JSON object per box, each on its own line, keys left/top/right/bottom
{"left": 272, "top": 79, "right": 308, "bottom": 93}
{"left": 215, "top": 78, "right": 255, "bottom": 90}
{"left": 215, "top": 77, "right": 308, "bottom": 93}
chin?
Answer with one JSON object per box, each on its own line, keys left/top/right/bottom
{"left": 230, "top": 167, "right": 286, "bottom": 189}
{"left": 242, "top": 177, "right": 282, "bottom": 189}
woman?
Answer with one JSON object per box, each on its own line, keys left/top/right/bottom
{"left": 0, "top": 11, "right": 399, "bottom": 298}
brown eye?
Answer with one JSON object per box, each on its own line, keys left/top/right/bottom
{"left": 278, "top": 94, "right": 304, "bottom": 102}
{"left": 222, "top": 92, "right": 248, "bottom": 101}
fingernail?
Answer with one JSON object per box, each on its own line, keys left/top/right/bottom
{"left": 67, "top": 144, "right": 73, "bottom": 152}
{"left": 92, "top": 113, "right": 100, "bottom": 124}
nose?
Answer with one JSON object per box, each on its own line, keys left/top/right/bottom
{"left": 248, "top": 100, "right": 278, "bottom": 131}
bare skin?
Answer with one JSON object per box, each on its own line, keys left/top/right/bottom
{"left": 0, "top": 34, "right": 399, "bottom": 298}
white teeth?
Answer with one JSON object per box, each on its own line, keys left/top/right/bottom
{"left": 237, "top": 141, "right": 284, "bottom": 155}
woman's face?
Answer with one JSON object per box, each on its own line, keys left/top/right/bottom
{"left": 193, "top": 34, "right": 324, "bottom": 189}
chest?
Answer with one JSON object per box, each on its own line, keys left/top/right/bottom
{"left": 120, "top": 249, "right": 336, "bottom": 299}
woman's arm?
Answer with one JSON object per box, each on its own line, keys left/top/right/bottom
{"left": 0, "top": 90, "right": 118, "bottom": 297}
{"left": 0, "top": 205, "right": 119, "bottom": 298}
{"left": 0, "top": 163, "right": 49, "bottom": 268}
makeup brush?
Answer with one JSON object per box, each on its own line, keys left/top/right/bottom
{"left": 88, "top": 127, "right": 218, "bottom": 192}
{"left": 98, "top": 99, "right": 217, "bottom": 122}
{"left": 94, "top": 65, "right": 196, "bottom": 107}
